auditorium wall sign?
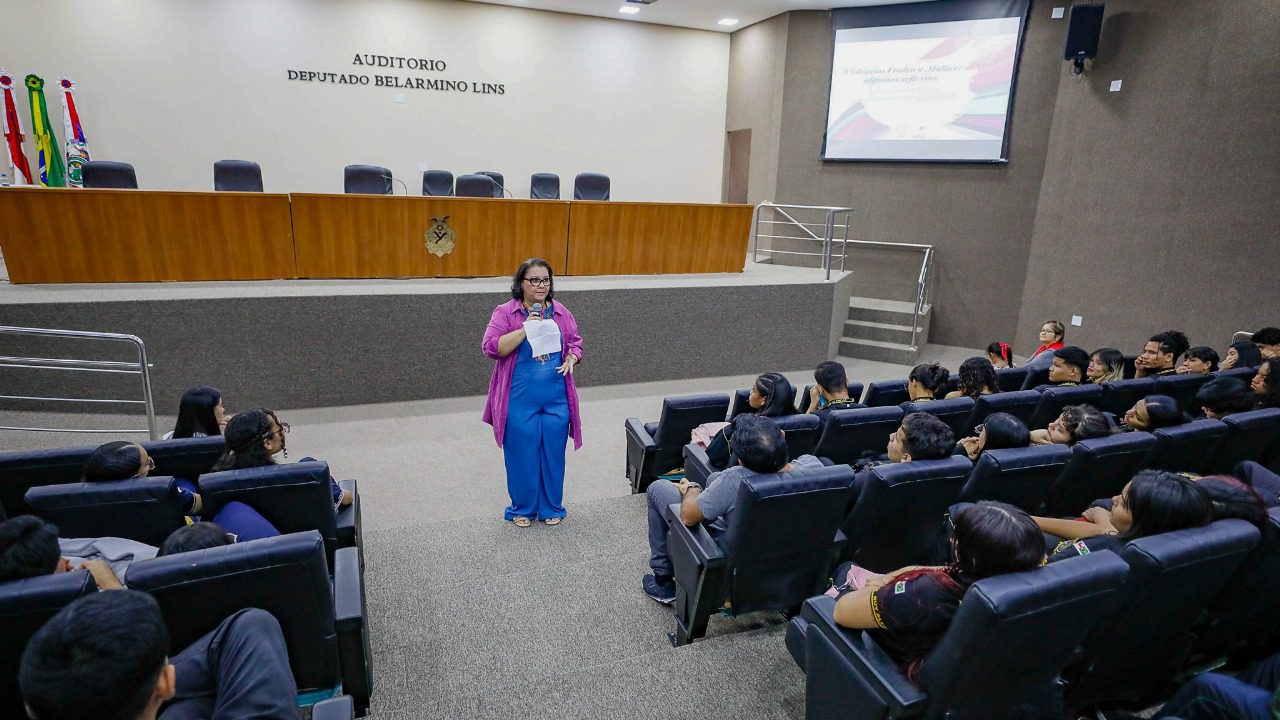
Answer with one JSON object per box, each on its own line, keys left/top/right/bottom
{"left": 286, "top": 53, "right": 506, "bottom": 95}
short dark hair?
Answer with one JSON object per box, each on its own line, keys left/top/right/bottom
{"left": 900, "top": 412, "right": 955, "bottom": 459}
{"left": 813, "top": 361, "right": 848, "bottom": 395}
{"left": 957, "top": 356, "right": 998, "bottom": 398}
{"left": 1053, "top": 346, "right": 1090, "bottom": 380}
{"left": 213, "top": 408, "right": 282, "bottom": 471}
{"left": 0, "top": 515, "right": 61, "bottom": 582}
{"left": 82, "top": 441, "right": 144, "bottom": 482}
{"left": 1121, "top": 470, "right": 1211, "bottom": 540}
{"left": 1149, "top": 330, "right": 1191, "bottom": 361}
{"left": 731, "top": 414, "right": 788, "bottom": 473}
{"left": 1141, "top": 394, "right": 1189, "bottom": 431}
{"left": 1184, "top": 346, "right": 1219, "bottom": 371}
{"left": 951, "top": 501, "right": 1044, "bottom": 581}
{"left": 980, "top": 412, "right": 1030, "bottom": 451}
{"left": 510, "top": 258, "right": 555, "bottom": 302}
{"left": 1059, "top": 404, "right": 1111, "bottom": 444}
{"left": 20, "top": 590, "right": 170, "bottom": 720}
{"left": 1196, "top": 377, "right": 1255, "bottom": 417}
{"left": 158, "top": 522, "right": 234, "bottom": 557}
{"left": 172, "top": 385, "right": 222, "bottom": 439}
{"left": 908, "top": 362, "right": 951, "bottom": 398}
{"left": 1251, "top": 327, "right": 1280, "bottom": 346}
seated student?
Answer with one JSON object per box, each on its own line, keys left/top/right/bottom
{"left": 1145, "top": 651, "right": 1280, "bottom": 720}
{"left": 1251, "top": 326, "right": 1280, "bottom": 360}
{"left": 163, "top": 385, "right": 227, "bottom": 440}
{"left": 807, "top": 360, "right": 865, "bottom": 417}
{"left": 0, "top": 515, "right": 126, "bottom": 590}
{"left": 1085, "top": 348, "right": 1126, "bottom": 384}
{"left": 20, "top": 589, "right": 298, "bottom": 720}
{"left": 84, "top": 441, "right": 201, "bottom": 515}
{"left": 849, "top": 413, "right": 955, "bottom": 502}
{"left": 1047, "top": 346, "right": 1089, "bottom": 386}
{"left": 1030, "top": 404, "right": 1112, "bottom": 446}
{"left": 945, "top": 356, "right": 999, "bottom": 400}
{"left": 1026, "top": 320, "right": 1066, "bottom": 368}
{"left": 1120, "top": 394, "right": 1188, "bottom": 432}
{"left": 213, "top": 408, "right": 353, "bottom": 507}
{"left": 1135, "top": 330, "right": 1191, "bottom": 378}
{"left": 1178, "top": 346, "right": 1219, "bottom": 375}
{"left": 1033, "top": 470, "right": 1211, "bottom": 561}
{"left": 907, "top": 362, "right": 950, "bottom": 402}
{"left": 157, "top": 522, "right": 234, "bottom": 557}
{"left": 706, "top": 372, "right": 796, "bottom": 469}
{"left": 955, "top": 412, "right": 1030, "bottom": 462}
{"left": 642, "top": 415, "right": 822, "bottom": 604}
{"left": 1220, "top": 340, "right": 1263, "bottom": 371}
{"left": 829, "top": 501, "right": 1045, "bottom": 683}
{"left": 1251, "top": 358, "right": 1280, "bottom": 409}
{"left": 1196, "top": 377, "right": 1257, "bottom": 419}
{"left": 986, "top": 341, "right": 1016, "bottom": 369}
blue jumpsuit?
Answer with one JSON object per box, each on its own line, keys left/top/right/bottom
{"left": 502, "top": 307, "right": 569, "bottom": 521}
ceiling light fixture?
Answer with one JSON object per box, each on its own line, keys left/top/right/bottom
{"left": 717, "top": 18, "right": 740, "bottom": 26}
{"left": 619, "top": 6, "right": 639, "bottom": 14}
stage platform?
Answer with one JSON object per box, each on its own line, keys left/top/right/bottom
{"left": 0, "top": 261, "right": 854, "bottom": 412}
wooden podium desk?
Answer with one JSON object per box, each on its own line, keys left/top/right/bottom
{"left": 289, "top": 194, "right": 570, "bottom": 279}
{"left": 565, "top": 200, "right": 752, "bottom": 275}
{"left": 0, "top": 187, "right": 296, "bottom": 283}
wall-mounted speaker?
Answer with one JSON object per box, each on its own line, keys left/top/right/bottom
{"left": 1064, "top": 4, "right": 1105, "bottom": 59}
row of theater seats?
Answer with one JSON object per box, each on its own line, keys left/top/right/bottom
{"left": 0, "top": 436, "right": 372, "bottom": 717}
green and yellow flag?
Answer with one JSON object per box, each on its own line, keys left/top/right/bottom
{"left": 25, "top": 74, "right": 65, "bottom": 187}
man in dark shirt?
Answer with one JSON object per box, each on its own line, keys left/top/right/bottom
{"left": 1135, "top": 330, "right": 1190, "bottom": 378}
{"left": 1047, "top": 346, "right": 1089, "bottom": 386}
{"left": 807, "top": 360, "right": 865, "bottom": 417}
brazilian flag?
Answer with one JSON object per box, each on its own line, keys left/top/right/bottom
{"left": 25, "top": 74, "right": 65, "bottom": 187}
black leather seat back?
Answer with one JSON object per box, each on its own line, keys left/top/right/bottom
{"left": 1156, "top": 373, "right": 1214, "bottom": 413}
{"left": 1043, "top": 432, "right": 1156, "bottom": 517}
{"left": 0, "top": 571, "right": 97, "bottom": 717}
{"left": 1070, "top": 519, "right": 1260, "bottom": 708}
{"left": 901, "top": 397, "right": 976, "bottom": 438}
{"left": 862, "top": 380, "right": 910, "bottom": 407}
{"left": 343, "top": 164, "right": 391, "bottom": 194}
{"left": 198, "top": 462, "right": 338, "bottom": 557}
{"left": 812, "top": 406, "right": 904, "bottom": 466}
{"left": 1216, "top": 367, "right": 1257, "bottom": 383}
{"left": 966, "top": 390, "right": 1042, "bottom": 433}
{"left": 1199, "top": 509, "right": 1280, "bottom": 656}
{"left": 1020, "top": 367, "right": 1050, "bottom": 390}
{"left": 1146, "top": 419, "right": 1229, "bottom": 474}
{"left": 1028, "top": 385, "right": 1103, "bottom": 430}
{"left": 82, "top": 160, "right": 138, "bottom": 189}
{"left": 996, "top": 367, "right": 1028, "bottom": 392}
{"left": 126, "top": 531, "right": 339, "bottom": 691}
{"left": 651, "top": 394, "right": 732, "bottom": 476}
{"left": 213, "top": 159, "right": 263, "bottom": 192}
{"left": 573, "top": 172, "right": 610, "bottom": 200}
{"left": 772, "top": 413, "right": 823, "bottom": 459}
{"left": 0, "top": 445, "right": 93, "bottom": 518}
{"left": 958, "top": 445, "right": 1073, "bottom": 513}
{"left": 422, "top": 169, "right": 454, "bottom": 196}
{"left": 1098, "top": 378, "right": 1157, "bottom": 416}
{"left": 141, "top": 436, "right": 226, "bottom": 483}
{"left": 1211, "top": 408, "right": 1280, "bottom": 474}
{"left": 920, "top": 552, "right": 1129, "bottom": 720}
{"left": 530, "top": 172, "right": 560, "bottom": 199}
{"left": 721, "top": 466, "right": 854, "bottom": 613}
{"left": 841, "top": 456, "right": 972, "bottom": 572}
{"left": 25, "top": 477, "right": 185, "bottom": 547}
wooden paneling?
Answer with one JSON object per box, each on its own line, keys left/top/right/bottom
{"left": 565, "top": 201, "right": 752, "bottom": 275}
{"left": 0, "top": 188, "right": 296, "bottom": 283}
{"left": 289, "top": 194, "right": 570, "bottom": 278}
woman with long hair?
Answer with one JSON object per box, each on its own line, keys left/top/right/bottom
{"left": 946, "top": 357, "right": 999, "bottom": 400}
{"left": 907, "top": 362, "right": 950, "bottom": 401}
{"left": 1086, "top": 348, "right": 1126, "bottom": 384}
{"left": 83, "top": 440, "right": 200, "bottom": 514}
{"left": 1120, "top": 394, "right": 1189, "bottom": 432}
{"left": 164, "top": 385, "right": 226, "bottom": 440}
{"left": 706, "top": 372, "right": 797, "bottom": 469}
{"left": 956, "top": 412, "right": 1030, "bottom": 461}
{"left": 1219, "top": 341, "right": 1262, "bottom": 371}
{"left": 986, "top": 341, "right": 1016, "bottom": 369}
{"left": 212, "top": 408, "right": 352, "bottom": 507}
{"left": 1252, "top": 358, "right": 1280, "bottom": 409}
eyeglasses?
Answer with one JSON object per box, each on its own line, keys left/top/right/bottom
{"left": 974, "top": 424, "right": 985, "bottom": 436}
{"left": 524, "top": 277, "right": 551, "bottom": 287}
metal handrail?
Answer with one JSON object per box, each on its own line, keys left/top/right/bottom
{"left": 1231, "top": 330, "right": 1254, "bottom": 345}
{"left": 0, "top": 326, "right": 158, "bottom": 439}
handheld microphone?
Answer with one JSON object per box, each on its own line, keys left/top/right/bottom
{"left": 530, "top": 302, "right": 542, "bottom": 319}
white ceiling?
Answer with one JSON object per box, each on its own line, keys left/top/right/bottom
{"left": 463, "top": 0, "right": 928, "bottom": 33}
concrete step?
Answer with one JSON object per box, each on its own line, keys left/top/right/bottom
{"left": 848, "top": 296, "right": 930, "bottom": 324}
{"left": 838, "top": 337, "right": 923, "bottom": 365}
{"left": 844, "top": 319, "right": 923, "bottom": 345}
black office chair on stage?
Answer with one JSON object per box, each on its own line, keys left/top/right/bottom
{"left": 82, "top": 160, "right": 138, "bottom": 189}
{"left": 343, "top": 165, "right": 392, "bottom": 195}
{"left": 455, "top": 173, "right": 498, "bottom": 198}
{"left": 573, "top": 172, "right": 610, "bottom": 200}
{"left": 214, "top": 159, "right": 264, "bottom": 191}
{"left": 422, "top": 169, "right": 454, "bottom": 196}
{"left": 530, "top": 172, "right": 560, "bottom": 199}
{"left": 475, "top": 171, "right": 505, "bottom": 197}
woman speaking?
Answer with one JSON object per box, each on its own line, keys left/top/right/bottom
{"left": 482, "top": 258, "right": 583, "bottom": 527}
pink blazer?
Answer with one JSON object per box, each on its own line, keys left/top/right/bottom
{"left": 482, "top": 298, "right": 584, "bottom": 449}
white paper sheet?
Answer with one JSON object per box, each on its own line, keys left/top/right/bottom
{"left": 523, "top": 319, "right": 562, "bottom": 358}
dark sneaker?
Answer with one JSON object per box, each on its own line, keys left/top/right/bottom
{"left": 642, "top": 574, "right": 676, "bottom": 605}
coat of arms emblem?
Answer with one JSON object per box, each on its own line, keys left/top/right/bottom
{"left": 425, "top": 216, "right": 456, "bottom": 257}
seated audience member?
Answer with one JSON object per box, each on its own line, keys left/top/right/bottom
{"left": 1198, "top": 475, "right": 1270, "bottom": 527}
{"left": 84, "top": 441, "right": 200, "bottom": 514}
{"left": 0, "top": 515, "right": 125, "bottom": 590}
{"left": 706, "top": 372, "right": 797, "bottom": 469}
{"left": 1026, "top": 320, "right": 1066, "bottom": 368}
{"left": 1086, "top": 348, "right": 1126, "bottom": 384}
{"left": 1236, "top": 462, "right": 1280, "bottom": 508}
{"left": 955, "top": 412, "right": 1030, "bottom": 462}
{"left": 1120, "top": 394, "right": 1188, "bottom": 432}
{"left": 1252, "top": 326, "right": 1280, "bottom": 359}
{"left": 19, "top": 589, "right": 298, "bottom": 720}
{"left": 829, "top": 501, "right": 1045, "bottom": 683}
{"left": 642, "top": 415, "right": 821, "bottom": 604}
{"left": 1135, "top": 330, "right": 1191, "bottom": 378}
{"left": 1030, "top": 405, "right": 1112, "bottom": 446}
{"left": 1145, "top": 651, "right": 1280, "bottom": 720}
{"left": 907, "top": 362, "right": 950, "bottom": 402}
{"left": 807, "top": 361, "right": 864, "bottom": 416}
{"left": 1034, "top": 470, "right": 1212, "bottom": 561}
{"left": 157, "top": 522, "right": 235, "bottom": 557}
{"left": 163, "top": 385, "right": 227, "bottom": 440}
{"left": 850, "top": 413, "right": 956, "bottom": 502}
{"left": 986, "top": 341, "right": 1016, "bottom": 369}
{"left": 945, "top": 356, "right": 999, "bottom": 399}
{"left": 213, "top": 408, "right": 353, "bottom": 507}
{"left": 1220, "top": 340, "right": 1263, "bottom": 371}
{"left": 1178, "top": 346, "right": 1219, "bottom": 375}
{"left": 1251, "top": 359, "right": 1280, "bottom": 409}
{"left": 1047, "top": 346, "right": 1089, "bottom": 386}
{"left": 1196, "top": 377, "right": 1257, "bottom": 419}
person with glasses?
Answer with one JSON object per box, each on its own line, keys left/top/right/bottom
{"left": 83, "top": 440, "right": 198, "bottom": 514}
{"left": 212, "top": 408, "right": 352, "bottom": 508}
{"left": 955, "top": 412, "right": 1030, "bottom": 461}
{"left": 483, "top": 258, "right": 584, "bottom": 528}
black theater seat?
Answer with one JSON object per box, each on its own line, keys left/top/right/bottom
{"left": 625, "top": 394, "right": 731, "bottom": 493}
{"left": 25, "top": 476, "right": 187, "bottom": 547}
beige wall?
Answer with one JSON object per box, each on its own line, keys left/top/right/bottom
{"left": 3, "top": 0, "right": 729, "bottom": 201}
{"left": 725, "top": 14, "right": 789, "bottom": 205}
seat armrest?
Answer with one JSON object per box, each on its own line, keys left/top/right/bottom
{"left": 333, "top": 547, "right": 371, "bottom": 714}
{"left": 664, "top": 502, "right": 727, "bottom": 569}
{"left": 336, "top": 479, "right": 361, "bottom": 564}
{"left": 806, "top": 593, "right": 929, "bottom": 715}
{"left": 311, "top": 695, "right": 355, "bottom": 720}
{"left": 682, "top": 443, "right": 713, "bottom": 487}
{"left": 625, "top": 417, "right": 657, "bottom": 448}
